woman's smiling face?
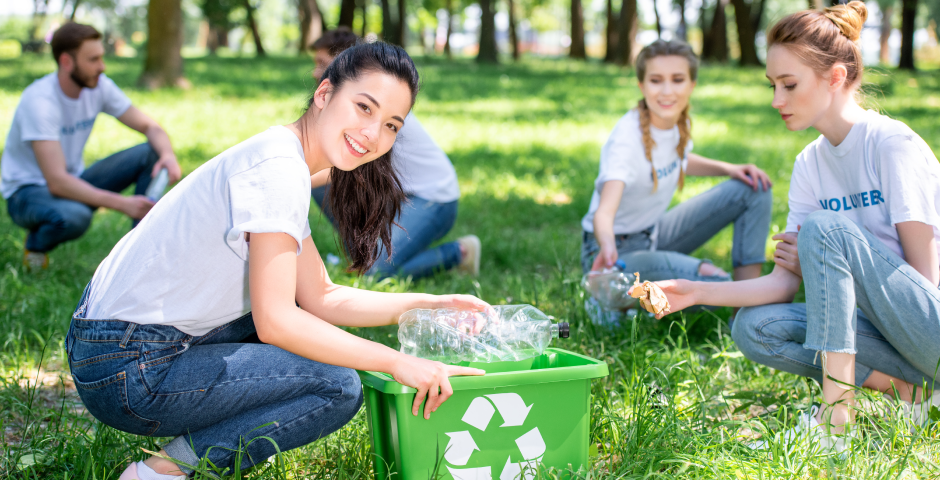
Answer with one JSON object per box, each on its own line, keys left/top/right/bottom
{"left": 312, "top": 72, "right": 412, "bottom": 171}
{"left": 638, "top": 55, "right": 696, "bottom": 127}
{"left": 766, "top": 45, "right": 834, "bottom": 131}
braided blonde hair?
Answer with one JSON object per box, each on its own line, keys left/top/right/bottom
{"left": 635, "top": 39, "right": 698, "bottom": 192}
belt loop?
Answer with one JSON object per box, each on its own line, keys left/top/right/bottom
{"left": 120, "top": 323, "right": 137, "bottom": 349}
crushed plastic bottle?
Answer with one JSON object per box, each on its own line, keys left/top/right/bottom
{"left": 398, "top": 304, "right": 570, "bottom": 364}
{"left": 145, "top": 168, "right": 170, "bottom": 201}
{"left": 582, "top": 260, "right": 638, "bottom": 311}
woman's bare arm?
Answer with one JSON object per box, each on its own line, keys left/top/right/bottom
{"left": 652, "top": 265, "right": 802, "bottom": 318}
{"left": 897, "top": 221, "right": 940, "bottom": 287}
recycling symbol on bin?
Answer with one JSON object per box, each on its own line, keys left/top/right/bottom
{"left": 443, "top": 393, "right": 545, "bottom": 480}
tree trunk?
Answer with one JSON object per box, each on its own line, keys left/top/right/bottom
{"left": 206, "top": 26, "right": 229, "bottom": 54}
{"left": 70, "top": 0, "right": 82, "bottom": 20}
{"left": 477, "top": 0, "right": 498, "bottom": 63}
{"left": 570, "top": 0, "right": 586, "bottom": 58}
{"left": 30, "top": 0, "right": 50, "bottom": 43}
{"left": 652, "top": 0, "right": 662, "bottom": 37}
{"left": 360, "top": 0, "right": 368, "bottom": 37}
{"left": 899, "top": 0, "right": 917, "bottom": 69}
{"left": 397, "top": 0, "right": 407, "bottom": 46}
{"left": 381, "top": 0, "right": 396, "bottom": 42}
{"left": 444, "top": 0, "right": 453, "bottom": 58}
{"left": 702, "top": 0, "right": 728, "bottom": 63}
{"left": 616, "top": 0, "right": 637, "bottom": 65}
{"left": 604, "top": 0, "right": 618, "bottom": 62}
{"left": 339, "top": 0, "right": 357, "bottom": 27}
{"left": 880, "top": 4, "right": 893, "bottom": 64}
{"left": 244, "top": 0, "right": 266, "bottom": 56}
{"left": 298, "top": 0, "right": 325, "bottom": 53}
{"left": 139, "top": 0, "right": 186, "bottom": 89}
{"left": 730, "top": 0, "right": 760, "bottom": 65}
{"left": 675, "top": 0, "right": 687, "bottom": 42}
{"left": 508, "top": 0, "right": 520, "bottom": 60}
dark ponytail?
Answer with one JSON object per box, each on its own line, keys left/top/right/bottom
{"left": 313, "top": 42, "right": 419, "bottom": 274}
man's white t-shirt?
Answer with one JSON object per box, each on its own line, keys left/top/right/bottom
{"left": 84, "top": 126, "right": 312, "bottom": 336}
{"left": 1, "top": 72, "right": 133, "bottom": 198}
{"left": 581, "top": 109, "right": 692, "bottom": 235}
{"left": 392, "top": 113, "right": 460, "bottom": 203}
{"left": 786, "top": 110, "right": 940, "bottom": 260}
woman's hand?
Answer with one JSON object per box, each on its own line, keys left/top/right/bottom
{"left": 640, "top": 279, "right": 699, "bottom": 319}
{"left": 591, "top": 242, "right": 619, "bottom": 272}
{"left": 392, "top": 355, "right": 485, "bottom": 420}
{"left": 773, "top": 227, "right": 802, "bottom": 277}
{"left": 433, "top": 294, "right": 493, "bottom": 334}
{"left": 728, "top": 164, "right": 772, "bottom": 191}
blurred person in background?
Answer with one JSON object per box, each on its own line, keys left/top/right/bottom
{"left": 0, "top": 22, "right": 181, "bottom": 271}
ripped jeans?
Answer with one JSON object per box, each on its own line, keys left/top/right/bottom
{"left": 580, "top": 179, "right": 772, "bottom": 280}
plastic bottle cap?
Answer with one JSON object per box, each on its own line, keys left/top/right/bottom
{"left": 559, "top": 322, "right": 570, "bottom": 338}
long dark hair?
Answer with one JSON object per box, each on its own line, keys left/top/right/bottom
{"left": 309, "top": 42, "right": 419, "bottom": 274}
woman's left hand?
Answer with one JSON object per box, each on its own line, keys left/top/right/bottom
{"left": 728, "top": 164, "right": 772, "bottom": 191}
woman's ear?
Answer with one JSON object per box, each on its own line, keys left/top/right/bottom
{"left": 313, "top": 78, "right": 333, "bottom": 109}
{"left": 828, "top": 64, "right": 848, "bottom": 91}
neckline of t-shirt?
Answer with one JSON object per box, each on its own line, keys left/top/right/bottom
{"left": 51, "top": 73, "right": 86, "bottom": 105}
{"left": 825, "top": 109, "right": 876, "bottom": 158}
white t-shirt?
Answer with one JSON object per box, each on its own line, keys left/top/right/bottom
{"left": 85, "top": 126, "right": 312, "bottom": 336}
{"left": 1, "top": 72, "right": 132, "bottom": 198}
{"left": 786, "top": 110, "right": 940, "bottom": 260}
{"left": 581, "top": 109, "right": 692, "bottom": 235}
{"left": 392, "top": 113, "right": 460, "bottom": 203}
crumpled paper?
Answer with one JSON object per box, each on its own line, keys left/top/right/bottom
{"left": 629, "top": 272, "right": 671, "bottom": 315}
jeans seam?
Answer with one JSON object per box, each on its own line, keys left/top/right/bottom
{"left": 756, "top": 317, "right": 823, "bottom": 370}
{"left": 142, "top": 374, "right": 342, "bottom": 398}
{"left": 119, "top": 372, "right": 162, "bottom": 436}
{"left": 70, "top": 351, "right": 139, "bottom": 368}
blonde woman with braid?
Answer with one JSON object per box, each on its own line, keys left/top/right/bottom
{"left": 581, "top": 39, "right": 773, "bottom": 319}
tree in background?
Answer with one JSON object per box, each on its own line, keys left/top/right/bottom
{"left": 615, "top": 0, "right": 637, "bottom": 65}
{"left": 380, "top": 0, "right": 406, "bottom": 45}
{"left": 604, "top": 0, "right": 618, "bottom": 62}
{"left": 243, "top": 0, "right": 266, "bottom": 56}
{"left": 139, "top": 0, "right": 186, "bottom": 88}
{"left": 200, "top": 0, "right": 235, "bottom": 54}
{"left": 700, "top": 0, "right": 728, "bottom": 63}
{"left": 478, "top": 0, "right": 498, "bottom": 62}
{"left": 879, "top": 0, "right": 895, "bottom": 64}
{"left": 570, "top": 0, "right": 586, "bottom": 58}
{"left": 507, "top": 0, "right": 521, "bottom": 60}
{"left": 729, "top": 0, "right": 765, "bottom": 66}
{"left": 899, "top": 0, "right": 918, "bottom": 69}
{"left": 674, "top": 0, "right": 687, "bottom": 41}
{"left": 299, "top": 0, "right": 327, "bottom": 52}
{"left": 339, "top": 0, "right": 357, "bottom": 27}
{"left": 652, "top": 0, "right": 662, "bottom": 37}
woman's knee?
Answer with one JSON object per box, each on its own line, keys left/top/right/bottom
{"left": 53, "top": 203, "right": 94, "bottom": 240}
{"left": 333, "top": 367, "right": 364, "bottom": 421}
{"left": 798, "top": 210, "right": 854, "bottom": 251}
{"left": 731, "top": 306, "right": 766, "bottom": 361}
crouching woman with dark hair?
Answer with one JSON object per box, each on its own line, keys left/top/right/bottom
{"left": 65, "top": 42, "right": 488, "bottom": 480}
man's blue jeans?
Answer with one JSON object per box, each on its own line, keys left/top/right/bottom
{"left": 6, "top": 143, "right": 158, "bottom": 253}
{"left": 733, "top": 210, "right": 940, "bottom": 388}
{"left": 313, "top": 185, "right": 462, "bottom": 279}
{"left": 65, "top": 287, "right": 363, "bottom": 474}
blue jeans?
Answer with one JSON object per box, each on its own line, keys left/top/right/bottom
{"left": 6, "top": 143, "right": 158, "bottom": 252}
{"left": 581, "top": 179, "right": 773, "bottom": 278}
{"left": 65, "top": 287, "right": 363, "bottom": 474}
{"left": 313, "top": 185, "right": 462, "bottom": 279}
{"left": 732, "top": 210, "right": 940, "bottom": 388}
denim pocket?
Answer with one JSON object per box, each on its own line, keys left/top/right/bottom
{"left": 72, "top": 370, "right": 161, "bottom": 436}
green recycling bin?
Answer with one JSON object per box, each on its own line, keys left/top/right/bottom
{"left": 358, "top": 348, "right": 609, "bottom": 480}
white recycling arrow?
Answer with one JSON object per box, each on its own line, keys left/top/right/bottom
{"left": 444, "top": 431, "right": 480, "bottom": 466}
{"left": 446, "top": 466, "right": 491, "bottom": 480}
{"left": 462, "top": 396, "right": 496, "bottom": 431}
{"left": 485, "top": 393, "right": 533, "bottom": 427}
{"left": 515, "top": 427, "right": 546, "bottom": 460}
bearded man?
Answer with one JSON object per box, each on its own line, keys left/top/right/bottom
{"left": 1, "top": 22, "right": 181, "bottom": 270}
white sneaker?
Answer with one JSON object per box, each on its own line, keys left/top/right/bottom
{"left": 894, "top": 390, "right": 940, "bottom": 428}
{"left": 749, "top": 406, "right": 854, "bottom": 456}
{"left": 456, "top": 235, "right": 481, "bottom": 276}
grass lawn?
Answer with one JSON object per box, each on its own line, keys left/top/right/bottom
{"left": 2, "top": 53, "right": 940, "bottom": 478}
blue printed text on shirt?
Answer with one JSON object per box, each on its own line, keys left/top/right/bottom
{"left": 652, "top": 159, "right": 681, "bottom": 180}
{"left": 818, "top": 190, "right": 884, "bottom": 212}
{"left": 61, "top": 117, "right": 96, "bottom": 136}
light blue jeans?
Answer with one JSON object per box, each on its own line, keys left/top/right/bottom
{"left": 313, "top": 185, "right": 462, "bottom": 280}
{"left": 581, "top": 179, "right": 773, "bottom": 278}
{"left": 65, "top": 286, "right": 364, "bottom": 473}
{"left": 733, "top": 210, "right": 940, "bottom": 388}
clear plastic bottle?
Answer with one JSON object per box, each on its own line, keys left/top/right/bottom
{"left": 398, "top": 305, "right": 570, "bottom": 364}
{"left": 582, "top": 260, "right": 637, "bottom": 311}
{"left": 145, "top": 168, "right": 170, "bottom": 201}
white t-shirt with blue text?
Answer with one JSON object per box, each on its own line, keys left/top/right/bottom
{"left": 0, "top": 72, "right": 133, "bottom": 198}
{"left": 786, "top": 110, "right": 940, "bottom": 260}
{"left": 581, "top": 108, "right": 692, "bottom": 235}
{"left": 85, "top": 126, "right": 312, "bottom": 336}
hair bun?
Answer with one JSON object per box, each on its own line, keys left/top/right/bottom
{"left": 824, "top": 1, "right": 867, "bottom": 42}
